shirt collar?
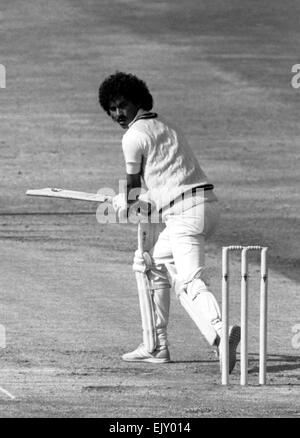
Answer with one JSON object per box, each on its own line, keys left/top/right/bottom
{"left": 128, "top": 109, "right": 158, "bottom": 128}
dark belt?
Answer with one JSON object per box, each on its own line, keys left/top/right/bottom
{"left": 191, "top": 183, "right": 214, "bottom": 194}
{"left": 158, "top": 184, "right": 214, "bottom": 213}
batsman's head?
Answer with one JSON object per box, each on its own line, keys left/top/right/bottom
{"left": 98, "top": 72, "right": 153, "bottom": 129}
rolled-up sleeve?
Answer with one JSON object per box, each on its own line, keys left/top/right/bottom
{"left": 122, "top": 129, "right": 147, "bottom": 175}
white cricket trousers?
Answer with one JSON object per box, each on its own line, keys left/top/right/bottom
{"left": 150, "top": 200, "right": 222, "bottom": 346}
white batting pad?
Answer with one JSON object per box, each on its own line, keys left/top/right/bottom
{"left": 135, "top": 271, "right": 157, "bottom": 353}
{"left": 133, "top": 222, "right": 170, "bottom": 352}
{"left": 166, "top": 263, "right": 219, "bottom": 346}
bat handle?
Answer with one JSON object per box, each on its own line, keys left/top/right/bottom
{"left": 137, "top": 221, "right": 144, "bottom": 253}
{"left": 104, "top": 195, "right": 113, "bottom": 204}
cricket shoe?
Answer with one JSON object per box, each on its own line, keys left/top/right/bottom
{"left": 218, "top": 324, "right": 241, "bottom": 374}
{"left": 122, "top": 344, "right": 170, "bottom": 363}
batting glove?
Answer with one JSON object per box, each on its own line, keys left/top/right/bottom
{"left": 112, "top": 193, "right": 128, "bottom": 221}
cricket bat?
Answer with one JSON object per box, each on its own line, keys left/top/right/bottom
{"left": 26, "top": 188, "right": 113, "bottom": 204}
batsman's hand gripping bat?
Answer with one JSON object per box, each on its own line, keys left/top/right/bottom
{"left": 26, "top": 188, "right": 113, "bottom": 204}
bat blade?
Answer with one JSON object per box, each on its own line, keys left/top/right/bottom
{"left": 26, "top": 188, "right": 112, "bottom": 203}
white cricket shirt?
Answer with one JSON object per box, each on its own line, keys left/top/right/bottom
{"left": 122, "top": 110, "right": 214, "bottom": 212}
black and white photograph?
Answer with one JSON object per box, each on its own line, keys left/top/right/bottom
{"left": 0, "top": 0, "right": 299, "bottom": 420}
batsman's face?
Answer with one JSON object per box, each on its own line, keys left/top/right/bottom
{"left": 108, "top": 97, "right": 139, "bottom": 129}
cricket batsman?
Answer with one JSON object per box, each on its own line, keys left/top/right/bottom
{"left": 98, "top": 72, "right": 240, "bottom": 373}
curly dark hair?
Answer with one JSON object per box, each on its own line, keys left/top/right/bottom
{"left": 98, "top": 72, "right": 153, "bottom": 114}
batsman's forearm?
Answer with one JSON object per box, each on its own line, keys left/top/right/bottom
{"left": 126, "top": 173, "right": 142, "bottom": 204}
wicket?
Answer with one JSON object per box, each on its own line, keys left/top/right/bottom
{"left": 221, "top": 246, "right": 268, "bottom": 386}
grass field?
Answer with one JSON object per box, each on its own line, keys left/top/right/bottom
{"left": 0, "top": 0, "right": 299, "bottom": 418}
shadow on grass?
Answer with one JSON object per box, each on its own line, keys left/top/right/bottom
{"left": 248, "top": 353, "right": 300, "bottom": 375}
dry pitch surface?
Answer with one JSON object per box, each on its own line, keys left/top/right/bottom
{"left": 0, "top": 0, "right": 299, "bottom": 418}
